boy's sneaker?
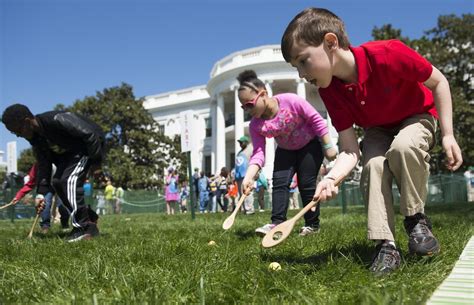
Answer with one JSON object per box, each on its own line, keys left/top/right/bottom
{"left": 299, "top": 226, "right": 320, "bottom": 236}
{"left": 404, "top": 213, "right": 440, "bottom": 256}
{"left": 369, "top": 242, "right": 401, "bottom": 275}
{"left": 66, "top": 227, "right": 87, "bottom": 242}
{"left": 86, "top": 223, "right": 100, "bottom": 238}
{"left": 255, "top": 223, "right": 276, "bottom": 236}
{"left": 66, "top": 223, "right": 99, "bottom": 243}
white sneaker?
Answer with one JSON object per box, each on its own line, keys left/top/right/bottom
{"left": 299, "top": 226, "right": 320, "bottom": 236}
{"left": 259, "top": 209, "right": 265, "bottom": 213}
{"left": 255, "top": 223, "right": 276, "bottom": 236}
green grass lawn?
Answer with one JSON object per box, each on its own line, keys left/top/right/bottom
{"left": 0, "top": 203, "right": 473, "bottom": 304}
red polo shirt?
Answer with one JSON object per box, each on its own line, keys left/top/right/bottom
{"left": 319, "top": 40, "right": 438, "bottom": 132}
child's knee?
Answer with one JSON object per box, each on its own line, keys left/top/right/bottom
{"left": 363, "top": 156, "right": 386, "bottom": 176}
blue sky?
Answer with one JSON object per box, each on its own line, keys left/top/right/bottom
{"left": 1, "top": 0, "right": 472, "bottom": 156}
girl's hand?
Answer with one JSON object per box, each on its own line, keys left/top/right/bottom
{"left": 242, "top": 178, "right": 254, "bottom": 195}
{"left": 313, "top": 177, "right": 339, "bottom": 202}
{"left": 324, "top": 147, "right": 337, "bottom": 161}
{"left": 442, "top": 135, "right": 463, "bottom": 171}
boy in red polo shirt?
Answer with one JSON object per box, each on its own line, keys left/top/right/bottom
{"left": 281, "top": 8, "right": 463, "bottom": 275}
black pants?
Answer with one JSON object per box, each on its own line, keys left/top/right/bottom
{"left": 216, "top": 189, "right": 228, "bottom": 212}
{"left": 52, "top": 154, "right": 93, "bottom": 228}
{"left": 271, "top": 137, "right": 324, "bottom": 227}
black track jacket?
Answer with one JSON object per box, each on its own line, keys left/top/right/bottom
{"left": 28, "top": 111, "right": 105, "bottom": 194}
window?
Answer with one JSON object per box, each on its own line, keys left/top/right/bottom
{"left": 158, "top": 124, "right": 165, "bottom": 135}
{"left": 205, "top": 118, "right": 212, "bottom": 137}
{"left": 225, "top": 113, "right": 235, "bottom": 127}
{"left": 204, "top": 155, "right": 212, "bottom": 177}
{"left": 229, "top": 153, "right": 235, "bottom": 170}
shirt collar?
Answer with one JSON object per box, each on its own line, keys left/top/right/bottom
{"left": 349, "top": 45, "right": 372, "bottom": 84}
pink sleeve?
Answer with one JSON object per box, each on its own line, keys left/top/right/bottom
{"left": 296, "top": 96, "right": 329, "bottom": 137}
{"left": 248, "top": 121, "right": 266, "bottom": 168}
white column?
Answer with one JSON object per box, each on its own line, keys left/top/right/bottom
{"left": 216, "top": 93, "right": 226, "bottom": 173}
{"left": 211, "top": 99, "right": 217, "bottom": 175}
{"left": 264, "top": 80, "right": 275, "bottom": 181}
{"left": 233, "top": 85, "right": 244, "bottom": 155}
{"left": 297, "top": 79, "right": 306, "bottom": 99}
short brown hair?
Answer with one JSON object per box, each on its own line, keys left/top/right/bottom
{"left": 281, "top": 8, "right": 350, "bottom": 62}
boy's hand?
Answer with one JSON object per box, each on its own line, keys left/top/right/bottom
{"left": 442, "top": 135, "right": 463, "bottom": 171}
{"left": 313, "top": 177, "right": 339, "bottom": 202}
{"left": 35, "top": 195, "right": 46, "bottom": 214}
{"left": 241, "top": 179, "right": 254, "bottom": 195}
{"left": 324, "top": 147, "right": 337, "bottom": 161}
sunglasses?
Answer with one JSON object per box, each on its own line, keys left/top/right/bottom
{"left": 241, "top": 90, "right": 265, "bottom": 111}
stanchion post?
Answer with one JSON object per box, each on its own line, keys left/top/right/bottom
{"left": 341, "top": 181, "right": 347, "bottom": 215}
{"left": 187, "top": 152, "right": 196, "bottom": 220}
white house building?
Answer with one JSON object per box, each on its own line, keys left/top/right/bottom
{"left": 144, "top": 45, "right": 337, "bottom": 180}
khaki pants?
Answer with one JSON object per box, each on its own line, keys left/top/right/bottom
{"left": 360, "top": 114, "right": 437, "bottom": 241}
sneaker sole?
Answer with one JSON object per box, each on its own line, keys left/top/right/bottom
{"left": 410, "top": 245, "right": 440, "bottom": 256}
{"left": 299, "top": 228, "right": 320, "bottom": 236}
{"left": 67, "top": 233, "right": 92, "bottom": 243}
{"left": 255, "top": 230, "right": 269, "bottom": 237}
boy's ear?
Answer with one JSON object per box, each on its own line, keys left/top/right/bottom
{"left": 24, "top": 117, "right": 36, "bottom": 127}
{"left": 324, "top": 33, "right": 339, "bottom": 50}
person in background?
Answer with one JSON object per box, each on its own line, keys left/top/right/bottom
{"left": 104, "top": 180, "right": 115, "bottom": 214}
{"left": 256, "top": 171, "right": 268, "bottom": 212}
{"left": 464, "top": 166, "right": 474, "bottom": 202}
{"left": 95, "top": 191, "right": 106, "bottom": 215}
{"left": 225, "top": 171, "right": 238, "bottom": 212}
{"left": 288, "top": 174, "right": 299, "bottom": 210}
{"left": 115, "top": 185, "right": 124, "bottom": 214}
{"left": 208, "top": 174, "right": 218, "bottom": 213}
{"left": 198, "top": 172, "right": 210, "bottom": 213}
{"left": 11, "top": 163, "right": 70, "bottom": 233}
{"left": 165, "top": 168, "right": 180, "bottom": 215}
{"left": 235, "top": 136, "right": 255, "bottom": 214}
{"left": 215, "top": 167, "right": 229, "bottom": 212}
{"left": 180, "top": 180, "right": 189, "bottom": 213}
{"left": 83, "top": 179, "right": 94, "bottom": 209}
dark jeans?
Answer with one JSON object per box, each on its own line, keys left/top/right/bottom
{"left": 271, "top": 137, "right": 324, "bottom": 227}
{"left": 216, "top": 189, "right": 228, "bottom": 212}
{"left": 40, "top": 193, "right": 70, "bottom": 228}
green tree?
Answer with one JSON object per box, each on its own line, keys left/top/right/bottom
{"left": 371, "top": 14, "right": 473, "bottom": 172}
{"left": 371, "top": 24, "right": 409, "bottom": 43}
{"left": 17, "top": 148, "right": 35, "bottom": 174}
{"left": 62, "top": 83, "right": 184, "bottom": 188}
{"left": 412, "top": 14, "right": 474, "bottom": 171}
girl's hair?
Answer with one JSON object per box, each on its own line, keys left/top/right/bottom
{"left": 236, "top": 70, "right": 265, "bottom": 92}
{"left": 281, "top": 7, "right": 350, "bottom": 62}
{"left": 220, "top": 167, "right": 228, "bottom": 178}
